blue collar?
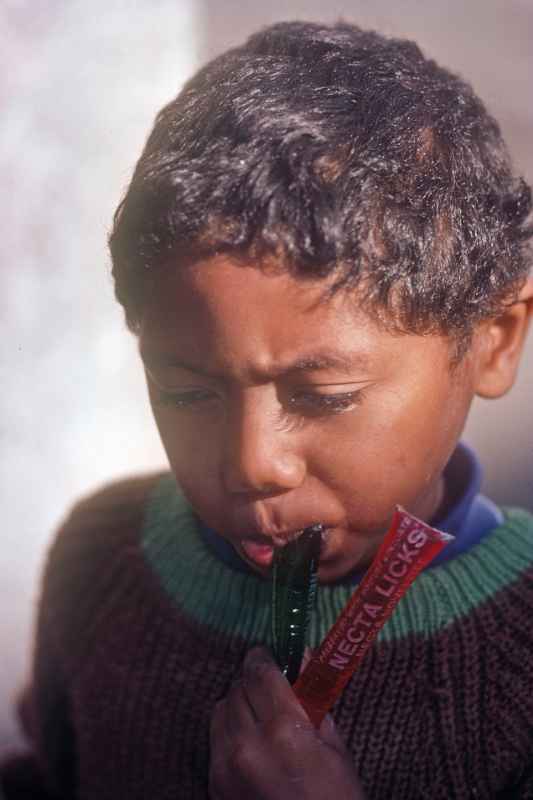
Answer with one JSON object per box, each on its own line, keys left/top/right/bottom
{"left": 427, "top": 441, "right": 503, "bottom": 567}
{"left": 198, "top": 442, "right": 503, "bottom": 583}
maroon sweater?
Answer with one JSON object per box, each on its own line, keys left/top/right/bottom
{"left": 2, "top": 472, "right": 533, "bottom": 799}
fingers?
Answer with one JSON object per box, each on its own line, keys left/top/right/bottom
{"left": 210, "top": 695, "right": 227, "bottom": 753}
{"left": 318, "top": 713, "right": 348, "bottom": 752}
{"left": 210, "top": 682, "right": 255, "bottom": 800}
{"left": 242, "top": 647, "right": 311, "bottom": 725}
{"left": 209, "top": 647, "right": 364, "bottom": 800}
{"left": 211, "top": 646, "right": 329, "bottom": 755}
{"left": 224, "top": 678, "right": 256, "bottom": 738}
{"left": 211, "top": 679, "right": 255, "bottom": 749}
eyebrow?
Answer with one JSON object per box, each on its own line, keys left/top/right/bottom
{"left": 140, "top": 348, "right": 370, "bottom": 381}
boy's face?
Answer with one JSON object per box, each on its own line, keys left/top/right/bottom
{"left": 140, "top": 256, "right": 477, "bottom": 583}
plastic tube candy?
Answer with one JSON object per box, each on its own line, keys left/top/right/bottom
{"left": 272, "top": 524, "right": 324, "bottom": 684}
{"left": 293, "top": 508, "right": 453, "bottom": 726}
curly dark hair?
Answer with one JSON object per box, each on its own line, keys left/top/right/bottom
{"left": 109, "top": 20, "right": 532, "bottom": 352}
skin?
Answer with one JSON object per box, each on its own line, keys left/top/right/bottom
{"left": 143, "top": 256, "right": 488, "bottom": 581}
{"left": 139, "top": 255, "right": 533, "bottom": 799}
{"left": 209, "top": 647, "right": 364, "bottom": 800}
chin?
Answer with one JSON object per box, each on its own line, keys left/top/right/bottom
{"left": 317, "top": 547, "right": 374, "bottom": 584}
{"left": 316, "top": 561, "right": 348, "bottom": 584}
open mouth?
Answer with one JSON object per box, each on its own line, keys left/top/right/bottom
{"left": 239, "top": 526, "right": 329, "bottom": 568}
{"left": 240, "top": 539, "right": 276, "bottom": 567}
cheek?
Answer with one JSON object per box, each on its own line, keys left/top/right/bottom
{"left": 307, "top": 379, "right": 468, "bottom": 519}
{"left": 305, "top": 410, "right": 409, "bottom": 523}
{"left": 162, "top": 431, "right": 225, "bottom": 529}
{"left": 150, "top": 403, "right": 223, "bottom": 490}
{"left": 307, "top": 389, "right": 413, "bottom": 476}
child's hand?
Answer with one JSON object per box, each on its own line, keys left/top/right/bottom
{"left": 209, "top": 647, "right": 366, "bottom": 800}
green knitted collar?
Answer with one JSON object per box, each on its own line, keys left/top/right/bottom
{"left": 141, "top": 474, "right": 533, "bottom": 647}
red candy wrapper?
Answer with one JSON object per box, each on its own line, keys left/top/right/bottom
{"left": 293, "top": 507, "right": 453, "bottom": 727}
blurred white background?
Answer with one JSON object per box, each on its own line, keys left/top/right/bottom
{"left": 1, "top": 0, "right": 532, "bottom": 751}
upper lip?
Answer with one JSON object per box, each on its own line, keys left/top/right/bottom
{"left": 239, "top": 526, "right": 326, "bottom": 549}
{"left": 229, "top": 497, "right": 335, "bottom": 547}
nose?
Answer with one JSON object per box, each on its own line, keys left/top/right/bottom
{"left": 221, "top": 391, "right": 306, "bottom": 495}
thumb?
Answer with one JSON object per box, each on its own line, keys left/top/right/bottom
{"left": 318, "top": 713, "right": 347, "bottom": 752}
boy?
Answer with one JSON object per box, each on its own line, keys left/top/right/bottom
{"left": 2, "top": 19, "right": 533, "bottom": 800}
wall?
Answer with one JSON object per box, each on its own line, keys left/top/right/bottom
{"left": 1, "top": 0, "right": 201, "bottom": 751}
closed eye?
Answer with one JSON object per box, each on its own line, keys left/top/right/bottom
{"left": 154, "top": 385, "right": 367, "bottom": 415}
{"left": 287, "top": 388, "right": 366, "bottom": 415}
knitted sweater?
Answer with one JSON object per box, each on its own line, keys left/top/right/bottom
{"left": 2, "top": 472, "right": 533, "bottom": 800}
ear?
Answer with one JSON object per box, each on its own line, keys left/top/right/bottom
{"left": 474, "top": 277, "right": 533, "bottom": 399}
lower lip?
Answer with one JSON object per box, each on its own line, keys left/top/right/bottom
{"left": 240, "top": 540, "right": 275, "bottom": 567}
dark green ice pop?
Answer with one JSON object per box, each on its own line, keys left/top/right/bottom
{"left": 271, "top": 524, "right": 323, "bottom": 684}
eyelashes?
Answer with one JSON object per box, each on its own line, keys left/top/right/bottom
{"left": 287, "top": 389, "right": 365, "bottom": 415}
{"left": 156, "top": 387, "right": 366, "bottom": 416}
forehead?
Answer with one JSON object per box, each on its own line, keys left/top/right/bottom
{"left": 139, "top": 255, "right": 455, "bottom": 380}
{"left": 141, "top": 257, "right": 385, "bottom": 369}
